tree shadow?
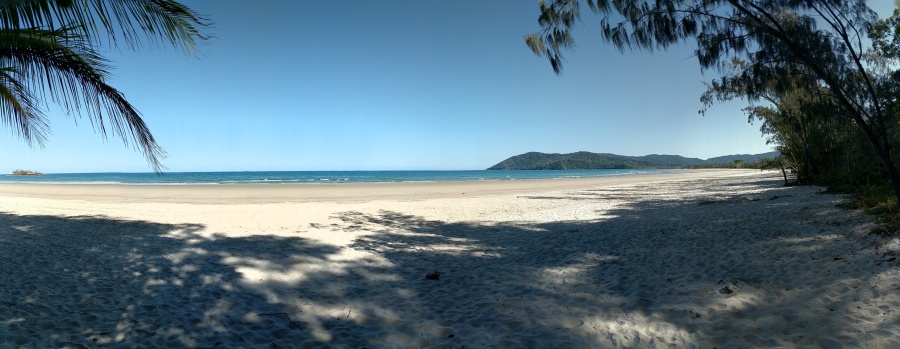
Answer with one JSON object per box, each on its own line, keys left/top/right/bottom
{"left": 0, "top": 213, "right": 347, "bottom": 348}
{"left": 334, "top": 180, "right": 896, "bottom": 348}
{"left": 0, "top": 175, "right": 897, "bottom": 348}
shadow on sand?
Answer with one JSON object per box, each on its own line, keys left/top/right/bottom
{"left": 0, "top": 176, "right": 897, "bottom": 348}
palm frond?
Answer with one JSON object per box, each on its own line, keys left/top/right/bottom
{"left": 0, "top": 0, "right": 210, "bottom": 55}
{"left": 0, "top": 0, "right": 208, "bottom": 171}
{"left": 0, "top": 66, "right": 48, "bottom": 146}
{"left": 0, "top": 27, "right": 165, "bottom": 171}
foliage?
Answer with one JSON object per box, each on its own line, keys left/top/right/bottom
{"left": 834, "top": 184, "right": 900, "bottom": 232}
{"left": 526, "top": 0, "right": 900, "bottom": 207}
{"left": 487, "top": 151, "right": 777, "bottom": 170}
{"left": 488, "top": 151, "right": 657, "bottom": 170}
{"left": 11, "top": 169, "right": 42, "bottom": 175}
{"left": 0, "top": 1, "right": 210, "bottom": 172}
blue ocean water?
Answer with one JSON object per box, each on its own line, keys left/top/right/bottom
{"left": 0, "top": 169, "right": 673, "bottom": 185}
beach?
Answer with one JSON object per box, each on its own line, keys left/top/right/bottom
{"left": 1, "top": 169, "right": 898, "bottom": 348}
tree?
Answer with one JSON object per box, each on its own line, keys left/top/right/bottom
{"left": 701, "top": 58, "right": 847, "bottom": 184}
{"left": 0, "top": 0, "right": 210, "bottom": 172}
{"left": 526, "top": 0, "right": 900, "bottom": 207}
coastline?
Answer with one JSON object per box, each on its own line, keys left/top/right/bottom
{"left": 0, "top": 169, "right": 758, "bottom": 204}
{"left": 2, "top": 169, "right": 898, "bottom": 348}
{"left": 0, "top": 168, "right": 731, "bottom": 186}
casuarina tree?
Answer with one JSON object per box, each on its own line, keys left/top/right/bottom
{"left": 526, "top": 0, "right": 900, "bottom": 207}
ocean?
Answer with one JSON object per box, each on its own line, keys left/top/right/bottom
{"left": 0, "top": 169, "right": 673, "bottom": 185}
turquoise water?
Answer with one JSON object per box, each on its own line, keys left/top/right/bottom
{"left": 0, "top": 169, "right": 673, "bottom": 185}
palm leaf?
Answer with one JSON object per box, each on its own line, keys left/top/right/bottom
{"left": 0, "top": 0, "right": 210, "bottom": 55}
{"left": 0, "top": 27, "right": 165, "bottom": 171}
{"left": 0, "top": 65, "right": 48, "bottom": 145}
{"left": 0, "top": 0, "right": 209, "bottom": 172}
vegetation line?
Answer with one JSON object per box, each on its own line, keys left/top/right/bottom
{"left": 526, "top": 1, "right": 900, "bottom": 212}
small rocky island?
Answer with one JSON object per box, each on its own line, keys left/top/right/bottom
{"left": 11, "top": 169, "right": 43, "bottom": 176}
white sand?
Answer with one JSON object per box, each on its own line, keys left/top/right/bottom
{"left": 0, "top": 169, "right": 898, "bottom": 348}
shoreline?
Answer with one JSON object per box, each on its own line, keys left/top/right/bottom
{"left": 0, "top": 169, "right": 761, "bottom": 204}
{"left": 2, "top": 169, "right": 892, "bottom": 348}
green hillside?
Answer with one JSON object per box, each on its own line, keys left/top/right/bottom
{"left": 487, "top": 151, "right": 778, "bottom": 170}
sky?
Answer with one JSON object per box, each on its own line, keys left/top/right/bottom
{"left": 0, "top": 1, "right": 895, "bottom": 173}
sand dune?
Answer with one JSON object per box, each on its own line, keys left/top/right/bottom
{"left": 0, "top": 170, "right": 898, "bottom": 348}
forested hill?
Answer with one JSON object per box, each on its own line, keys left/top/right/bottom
{"left": 487, "top": 151, "right": 779, "bottom": 170}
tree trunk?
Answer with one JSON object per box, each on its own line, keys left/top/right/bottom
{"left": 779, "top": 157, "right": 790, "bottom": 186}
{"left": 828, "top": 146, "right": 836, "bottom": 175}
{"left": 875, "top": 150, "right": 900, "bottom": 206}
{"left": 803, "top": 143, "right": 811, "bottom": 182}
{"left": 848, "top": 120, "right": 900, "bottom": 206}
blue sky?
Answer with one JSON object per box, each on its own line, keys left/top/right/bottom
{"left": 0, "top": 1, "right": 894, "bottom": 173}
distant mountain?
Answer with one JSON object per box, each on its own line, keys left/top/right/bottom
{"left": 485, "top": 151, "right": 656, "bottom": 170}
{"left": 632, "top": 154, "right": 708, "bottom": 166}
{"left": 705, "top": 152, "right": 780, "bottom": 164}
{"left": 487, "top": 151, "right": 778, "bottom": 170}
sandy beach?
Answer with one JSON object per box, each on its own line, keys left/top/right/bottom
{"left": 1, "top": 169, "right": 899, "bottom": 348}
